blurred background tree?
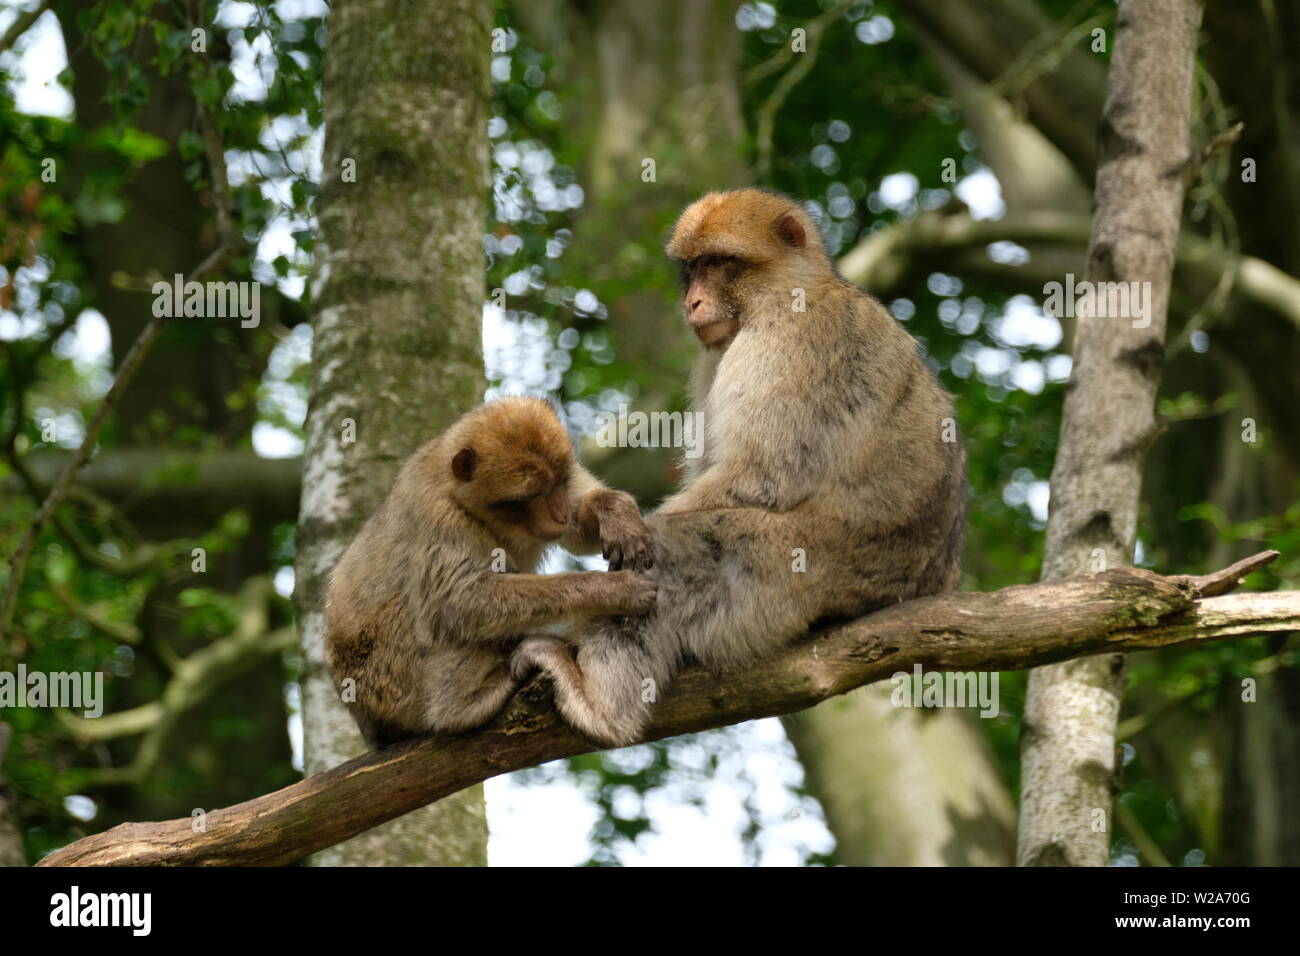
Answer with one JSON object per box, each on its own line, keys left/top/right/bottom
{"left": 1, "top": 0, "right": 1296, "bottom": 866}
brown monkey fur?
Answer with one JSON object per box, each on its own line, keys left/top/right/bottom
{"left": 512, "top": 189, "right": 967, "bottom": 746}
{"left": 325, "top": 397, "right": 656, "bottom": 745}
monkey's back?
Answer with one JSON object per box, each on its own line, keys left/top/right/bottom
{"left": 323, "top": 455, "right": 507, "bottom": 743}
{"left": 672, "top": 280, "right": 966, "bottom": 662}
{"left": 805, "top": 284, "right": 966, "bottom": 609}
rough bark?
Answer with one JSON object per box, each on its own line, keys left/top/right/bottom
{"left": 295, "top": 0, "right": 491, "bottom": 865}
{"left": 1017, "top": 0, "right": 1203, "bottom": 868}
{"left": 36, "top": 553, "right": 1296, "bottom": 866}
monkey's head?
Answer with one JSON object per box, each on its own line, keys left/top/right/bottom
{"left": 666, "top": 189, "right": 828, "bottom": 348}
{"left": 446, "top": 397, "right": 576, "bottom": 542}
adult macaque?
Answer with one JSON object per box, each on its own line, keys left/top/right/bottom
{"left": 325, "top": 397, "right": 655, "bottom": 745}
{"left": 513, "top": 189, "right": 966, "bottom": 746}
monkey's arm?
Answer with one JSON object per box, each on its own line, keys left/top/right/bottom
{"left": 559, "top": 464, "right": 654, "bottom": 570}
{"left": 443, "top": 570, "right": 656, "bottom": 641}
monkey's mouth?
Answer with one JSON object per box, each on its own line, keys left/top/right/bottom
{"left": 690, "top": 319, "right": 735, "bottom": 344}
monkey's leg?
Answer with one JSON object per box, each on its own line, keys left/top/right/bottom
{"left": 512, "top": 628, "right": 669, "bottom": 748}
{"left": 430, "top": 662, "right": 521, "bottom": 734}
{"left": 531, "top": 511, "right": 781, "bottom": 748}
{"left": 524, "top": 509, "right": 820, "bottom": 747}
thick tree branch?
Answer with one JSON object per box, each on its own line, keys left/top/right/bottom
{"left": 36, "top": 552, "right": 1294, "bottom": 867}
{"left": 837, "top": 208, "right": 1300, "bottom": 335}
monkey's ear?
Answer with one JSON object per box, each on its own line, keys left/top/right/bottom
{"left": 774, "top": 213, "right": 806, "bottom": 249}
{"left": 451, "top": 447, "right": 477, "bottom": 482}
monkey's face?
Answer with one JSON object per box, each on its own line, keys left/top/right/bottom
{"left": 511, "top": 481, "right": 572, "bottom": 542}
{"left": 453, "top": 449, "right": 574, "bottom": 542}
{"left": 678, "top": 254, "right": 745, "bottom": 347}
{"left": 449, "top": 399, "right": 575, "bottom": 543}
{"left": 667, "top": 190, "right": 821, "bottom": 348}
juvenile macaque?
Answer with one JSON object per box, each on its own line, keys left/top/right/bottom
{"left": 325, "top": 397, "right": 656, "bottom": 745}
{"left": 513, "top": 189, "right": 967, "bottom": 746}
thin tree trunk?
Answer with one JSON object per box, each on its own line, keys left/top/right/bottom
{"left": 784, "top": 688, "right": 1015, "bottom": 866}
{"left": 1017, "top": 0, "right": 1202, "bottom": 867}
{"left": 295, "top": 0, "right": 491, "bottom": 865}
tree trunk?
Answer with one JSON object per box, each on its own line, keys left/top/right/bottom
{"left": 295, "top": 0, "right": 491, "bottom": 865}
{"left": 1017, "top": 0, "right": 1202, "bottom": 868}
{"left": 783, "top": 687, "right": 1015, "bottom": 866}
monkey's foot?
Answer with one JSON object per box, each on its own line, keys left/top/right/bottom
{"left": 510, "top": 635, "right": 570, "bottom": 682}
{"left": 510, "top": 636, "right": 644, "bottom": 748}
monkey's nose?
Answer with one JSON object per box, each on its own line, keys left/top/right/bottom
{"left": 689, "top": 298, "right": 703, "bottom": 314}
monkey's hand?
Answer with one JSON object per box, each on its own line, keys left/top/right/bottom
{"left": 596, "top": 569, "right": 658, "bottom": 615}
{"left": 596, "top": 494, "right": 655, "bottom": 572}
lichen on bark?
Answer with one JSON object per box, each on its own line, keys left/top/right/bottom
{"left": 294, "top": 0, "right": 492, "bottom": 866}
{"left": 1017, "top": 0, "right": 1204, "bottom": 868}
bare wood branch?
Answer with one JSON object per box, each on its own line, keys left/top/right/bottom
{"left": 35, "top": 552, "right": 1295, "bottom": 867}
{"left": 1182, "top": 120, "right": 1245, "bottom": 188}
